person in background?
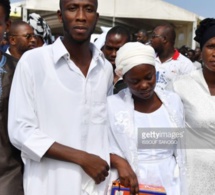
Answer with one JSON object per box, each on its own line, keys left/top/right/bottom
{"left": 107, "top": 42, "right": 186, "bottom": 195}
{"left": 102, "top": 26, "right": 130, "bottom": 93}
{"left": 178, "top": 45, "right": 189, "bottom": 57}
{"left": 150, "top": 23, "right": 196, "bottom": 90}
{"left": 28, "top": 12, "right": 53, "bottom": 47}
{"left": 6, "top": 20, "right": 37, "bottom": 60}
{"left": 8, "top": 0, "right": 113, "bottom": 194}
{"left": 135, "top": 28, "right": 149, "bottom": 44}
{"left": 0, "top": 34, "right": 9, "bottom": 52}
{"left": 0, "top": 0, "right": 24, "bottom": 194}
{"left": 194, "top": 46, "right": 202, "bottom": 63}
{"left": 169, "top": 18, "right": 215, "bottom": 195}
{"left": 187, "top": 49, "right": 202, "bottom": 69}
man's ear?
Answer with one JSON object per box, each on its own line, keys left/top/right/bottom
{"left": 162, "top": 36, "right": 168, "bottom": 44}
{"left": 5, "top": 19, "right": 11, "bottom": 32}
{"left": 57, "top": 10, "right": 62, "bottom": 23}
{"left": 8, "top": 35, "right": 16, "bottom": 46}
{"left": 96, "top": 12, "right": 99, "bottom": 23}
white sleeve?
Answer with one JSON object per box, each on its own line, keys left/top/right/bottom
{"left": 106, "top": 60, "right": 114, "bottom": 96}
{"left": 172, "top": 93, "right": 188, "bottom": 195}
{"left": 180, "top": 58, "right": 196, "bottom": 75}
{"left": 107, "top": 98, "right": 124, "bottom": 157}
{"left": 8, "top": 57, "right": 55, "bottom": 162}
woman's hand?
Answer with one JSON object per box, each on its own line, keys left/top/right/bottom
{"left": 110, "top": 154, "right": 139, "bottom": 194}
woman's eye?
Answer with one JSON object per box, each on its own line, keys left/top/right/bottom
{"left": 207, "top": 45, "right": 215, "bottom": 49}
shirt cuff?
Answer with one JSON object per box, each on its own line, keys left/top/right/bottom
{"left": 21, "top": 130, "right": 55, "bottom": 162}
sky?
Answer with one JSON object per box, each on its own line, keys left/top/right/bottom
{"left": 10, "top": 0, "right": 214, "bottom": 18}
{"left": 163, "top": 0, "right": 215, "bottom": 18}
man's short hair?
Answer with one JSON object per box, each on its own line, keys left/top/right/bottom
{"left": 106, "top": 26, "right": 131, "bottom": 42}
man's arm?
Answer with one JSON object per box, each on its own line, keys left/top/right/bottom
{"left": 45, "top": 142, "right": 109, "bottom": 184}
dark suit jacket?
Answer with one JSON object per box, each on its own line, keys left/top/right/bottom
{"left": 0, "top": 52, "right": 24, "bottom": 195}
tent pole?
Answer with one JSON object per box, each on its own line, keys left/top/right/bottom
{"left": 112, "top": 0, "right": 116, "bottom": 27}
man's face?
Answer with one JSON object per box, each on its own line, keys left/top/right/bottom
{"left": 58, "top": 0, "right": 98, "bottom": 43}
{"left": 0, "top": 6, "right": 10, "bottom": 46}
{"left": 102, "top": 33, "right": 128, "bottom": 68}
{"left": 11, "top": 24, "right": 37, "bottom": 55}
{"left": 150, "top": 27, "right": 165, "bottom": 53}
{"left": 136, "top": 32, "right": 148, "bottom": 44}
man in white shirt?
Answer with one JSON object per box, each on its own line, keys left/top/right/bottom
{"left": 8, "top": 0, "right": 113, "bottom": 194}
{"left": 150, "top": 24, "right": 196, "bottom": 90}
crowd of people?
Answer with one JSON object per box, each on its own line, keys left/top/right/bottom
{"left": 0, "top": 0, "right": 215, "bottom": 195}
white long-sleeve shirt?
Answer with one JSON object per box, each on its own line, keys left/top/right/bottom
{"left": 8, "top": 37, "right": 113, "bottom": 195}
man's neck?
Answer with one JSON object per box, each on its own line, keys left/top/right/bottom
{"left": 9, "top": 47, "right": 21, "bottom": 60}
{"left": 158, "top": 47, "right": 175, "bottom": 63}
{"left": 62, "top": 38, "right": 92, "bottom": 77}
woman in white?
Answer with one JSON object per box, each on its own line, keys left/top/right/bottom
{"left": 107, "top": 42, "right": 186, "bottom": 195}
{"left": 170, "top": 18, "right": 215, "bottom": 195}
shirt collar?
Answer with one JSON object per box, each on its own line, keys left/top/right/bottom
{"left": 52, "top": 37, "right": 69, "bottom": 64}
{"left": 156, "top": 49, "right": 180, "bottom": 63}
{"left": 52, "top": 37, "right": 106, "bottom": 69}
{"left": 172, "top": 49, "right": 180, "bottom": 60}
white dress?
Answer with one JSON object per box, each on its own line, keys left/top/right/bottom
{"left": 134, "top": 106, "right": 180, "bottom": 194}
{"left": 107, "top": 88, "right": 187, "bottom": 195}
{"left": 171, "top": 69, "right": 215, "bottom": 195}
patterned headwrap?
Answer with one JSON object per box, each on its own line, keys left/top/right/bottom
{"left": 115, "top": 42, "right": 156, "bottom": 77}
{"left": 28, "top": 13, "right": 53, "bottom": 45}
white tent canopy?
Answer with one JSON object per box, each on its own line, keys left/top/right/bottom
{"left": 98, "top": 0, "right": 198, "bottom": 21}
{"left": 13, "top": 0, "right": 202, "bottom": 48}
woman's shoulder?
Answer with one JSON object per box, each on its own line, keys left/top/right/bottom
{"left": 155, "top": 87, "right": 182, "bottom": 106}
{"left": 108, "top": 88, "right": 129, "bottom": 101}
{"left": 173, "top": 69, "right": 202, "bottom": 86}
{"left": 107, "top": 88, "right": 131, "bottom": 111}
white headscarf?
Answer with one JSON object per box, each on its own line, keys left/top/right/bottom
{"left": 115, "top": 42, "right": 156, "bottom": 77}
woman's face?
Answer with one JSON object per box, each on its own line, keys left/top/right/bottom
{"left": 202, "top": 37, "right": 215, "bottom": 72}
{"left": 123, "top": 64, "right": 156, "bottom": 100}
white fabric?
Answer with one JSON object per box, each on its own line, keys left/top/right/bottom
{"left": 94, "top": 26, "right": 111, "bottom": 49}
{"left": 8, "top": 37, "right": 113, "bottom": 195}
{"left": 115, "top": 42, "right": 156, "bottom": 77}
{"left": 134, "top": 105, "right": 172, "bottom": 129}
{"left": 193, "top": 61, "right": 202, "bottom": 70}
{"left": 5, "top": 47, "right": 11, "bottom": 55}
{"left": 155, "top": 52, "right": 196, "bottom": 90}
{"left": 107, "top": 88, "right": 187, "bottom": 195}
{"left": 170, "top": 69, "right": 215, "bottom": 195}
{"left": 134, "top": 107, "right": 180, "bottom": 193}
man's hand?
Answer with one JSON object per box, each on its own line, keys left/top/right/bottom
{"left": 111, "top": 154, "right": 139, "bottom": 194}
{"left": 45, "top": 142, "right": 109, "bottom": 184}
{"left": 80, "top": 152, "right": 109, "bottom": 184}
